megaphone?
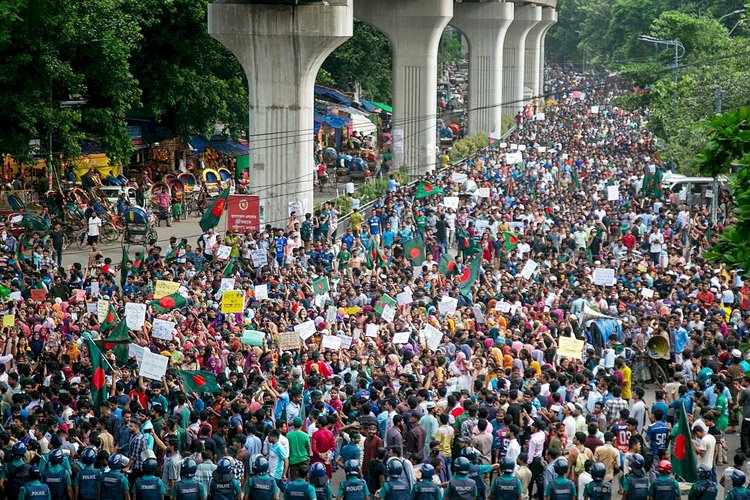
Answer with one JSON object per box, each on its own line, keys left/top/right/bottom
{"left": 646, "top": 336, "right": 670, "bottom": 360}
{"left": 580, "top": 304, "right": 618, "bottom": 324}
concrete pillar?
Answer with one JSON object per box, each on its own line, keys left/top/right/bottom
{"left": 524, "top": 8, "right": 557, "bottom": 101}
{"left": 451, "top": 1, "right": 513, "bottom": 136}
{"left": 208, "top": 1, "right": 353, "bottom": 227}
{"left": 502, "top": 4, "right": 542, "bottom": 119}
{"left": 355, "top": 0, "right": 452, "bottom": 175}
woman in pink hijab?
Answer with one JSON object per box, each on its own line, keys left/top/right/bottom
{"left": 383, "top": 353, "right": 402, "bottom": 378}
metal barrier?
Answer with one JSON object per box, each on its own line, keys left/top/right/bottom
{"left": 334, "top": 126, "right": 517, "bottom": 233}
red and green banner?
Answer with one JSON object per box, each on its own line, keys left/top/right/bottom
{"left": 150, "top": 292, "right": 186, "bottom": 313}
{"left": 165, "top": 241, "right": 184, "bottom": 263}
{"left": 402, "top": 236, "right": 426, "bottom": 266}
{"left": 180, "top": 370, "right": 221, "bottom": 393}
{"left": 458, "top": 256, "right": 481, "bottom": 295}
{"left": 84, "top": 335, "right": 109, "bottom": 414}
{"left": 199, "top": 187, "right": 230, "bottom": 232}
{"left": 97, "top": 319, "right": 130, "bottom": 366}
{"left": 365, "top": 241, "right": 389, "bottom": 270}
{"left": 438, "top": 253, "right": 459, "bottom": 276}
{"left": 312, "top": 277, "right": 330, "bottom": 295}
{"left": 100, "top": 304, "right": 119, "bottom": 333}
{"left": 374, "top": 293, "right": 396, "bottom": 316}
{"left": 671, "top": 402, "right": 697, "bottom": 482}
{"left": 458, "top": 230, "right": 481, "bottom": 257}
{"left": 504, "top": 232, "right": 519, "bottom": 250}
{"left": 415, "top": 180, "right": 445, "bottom": 199}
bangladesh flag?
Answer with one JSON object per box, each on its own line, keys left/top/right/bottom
{"left": 199, "top": 187, "right": 230, "bottom": 232}
{"left": 165, "top": 241, "right": 184, "bottom": 263}
{"left": 670, "top": 402, "right": 697, "bottom": 482}
{"left": 96, "top": 319, "right": 130, "bottom": 366}
{"left": 312, "top": 277, "right": 330, "bottom": 295}
{"left": 458, "top": 230, "right": 481, "bottom": 257}
{"left": 84, "top": 335, "right": 109, "bottom": 414}
{"left": 223, "top": 257, "right": 236, "bottom": 278}
{"left": 150, "top": 292, "right": 187, "bottom": 313}
{"left": 504, "top": 232, "right": 519, "bottom": 250}
{"left": 438, "top": 253, "right": 459, "bottom": 276}
{"left": 180, "top": 370, "right": 221, "bottom": 394}
{"left": 132, "top": 252, "right": 144, "bottom": 275}
{"left": 402, "top": 237, "right": 426, "bottom": 266}
{"left": 365, "top": 241, "right": 389, "bottom": 270}
{"left": 458, "top": 256, "right": 481, "bottom": 295}
{"left": 120, "top": 247, "right": 129, "bottom": 286}
{"left": 374, "top": 293, "right": 396, "bottom": 316}
{"left": 100, "top": 304, "right": 119, "bottom": 333}
{"left": 415, "top": 180, "right": 445, "bottom": 199}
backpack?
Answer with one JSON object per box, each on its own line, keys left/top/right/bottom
{"left": 301, "top": 221, "right": 313, "bottom": 241}
{"left": 575, "top": 448, "right": 588, "bottom": 474}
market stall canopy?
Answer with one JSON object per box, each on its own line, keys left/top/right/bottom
{"left": 314, "top": 112, "right": 350, "bottom": 130}
{"left": 349, "top": 111, "right": 377, "bottom": 136}
{"left": 189, "top": 137, "right": 249, "bottom": 156}
{"left": 370, "top": 101, "right": 392, "bottom": 113}
{"left": 314, "top": 85, "right": 352, "bottom": 108}
{"left": 358, "top": 98, "right": 379, "bottom": 113}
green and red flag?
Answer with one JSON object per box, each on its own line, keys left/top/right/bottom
{"left": 165, "top": 241, "right": 184, "bottom": 263}
{"left": 132, "top": 252, "right": 144, "bottom": 275}
{"left": 84, "top": 335, "right": 109, "bottom": 414}
{"left": 312, "top": 277, "right": 330, "bottom": 295}
{"left": 150, "top": 292, "right": 187, "bottom": 313}
{"left": 199, "top": 187, "right": 230, "bottom": 232}
{"left": 415, "top": 180, "right": 445, "bottom": 199}
{"left": 374, "top": 293, "right": 396, "bottom": 316}
{"left": 223, "top": 257, "right": 236, "bottom": 278}
{"left": 365, "top": 241, "right": 389, "bottom": 270}
{"left": 120, "top": 247, "right": 129, "bottom": 286}
{"left": 96, "top": 319, "right": 130, "bottom": 366}
{"left": 179, "top": 370, "right": 221, "bottom": 394}
{"left": 458, "top": 256, "right": 482, "bottom": 295}
{"left": 100, "top": 303, "right": 119, "bottom": 333}
{"left": 438, "top": 253, "right": 459, "bottom": 276}
{"left": 458, "top": 230, "right": 481, "bottom": 257}
{"left": 402, "top": 236, "right": 426, "bottom": 266}
{"left": 504, "top": 232, "right": 519, "bottom": 250}
{"left": 670, "top": 402, "right": 698, "bottom": 482}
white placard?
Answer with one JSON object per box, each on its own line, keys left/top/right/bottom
{"left": 396, "top": 290, "right": 414, "bottom": 305}
{"left": 535, "top": 113, "right": 546, "bottom": 121}
{"left": 90, "top": 281, "right": 100, "bottom": 297}
{"left": 250, "top": 250, "right": 268, "bottom": 268}
{"left": 381, "top": 305, "right": 396, "bottom": 323}
{"left": 505, "top": 152, "right": 523, "bottom": 165}
{"left": 520, "top": 260, "right": 538, "bottom": 280}
{"left": 216, "top": 245, "right": 232, "bottom": 260}
{"left": 472, "top": 306, "right": 485, "bottom": 324}
{"left": 9, "top": 292, "right": 21, "bottom": 302}
{"left": 392, "top": 331, "right": 411, "bottom": 344}
{"left": 96, "top": 299, "right": 110, "bottom": 323}
{"left": 518, "top": 145, "right": 527, "bottom": 152}
{"left": 562, "top": 153, "right": 569, "bottom": 160}
{"left": 592, "top": 268, "right": 616, "bottom": 286}
{"left": 438, "top": 296, "right": 458, "bottom": 316}
{"left": 641, "top": 288, "right": 655, "bottom": 299}
{"left": 443, "top": 197, "right": 459, "bottom": 210}
{"left": 451, "top": 172, "right": 468, "bottom": 184}
{"left": 499, "top": 142, "right": 508, "bottom": 148}
{"left": 365, "top": 324, "right": 380, "bottom": 338}
{"left": 87, "top": 303, "right": 98, "bottom": 314}
{"left": 537, "top": 146, "right": 547, "bottom": 153}
{"left": 510, "top": 144, "right": 518, "bottom": 150}
{"left": 124, "top": 303, "right": 146, "bottom": 330}
{"left": 476, "top": 187, "right": 490, "bottom": 198}
{"left": 495, "top": 301, "right": 512, "bottom": 313}
{"left": 140, "top": 351, "right": 169, "bottom": 381}
{"left": 607, "top": 185, "right": 620, "bottom": 201}
{"left": 321, "top": 335, "right": 342, "bottom": 350}
{"left": 128, "top": 343, "right": 145, "bottom": 365}
{"left": 254, "top": 284, "right": 268, "bottom": 301}
{"left": 219, "top": 278, "right": 235, "bottom": 293}
{"left": 590, "top": 105, "right": 600, "bottom": 114}
{"left": 423, "top": 324, "right": 444, "bottom": 351}
{"left": 151, "top": 319, "right": 176, "bottom": 340}
{"left": 340, "top": 335, "right": 354, "bottom": 349}
{"left": 326, "top": 305, "right": 337, "bottom": 325}
{"left": 294, "top": 320, "right": 317, "bottom": 341}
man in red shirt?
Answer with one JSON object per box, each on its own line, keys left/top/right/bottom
{"left": 622, "top": 229, "right": 636, "bottom": 250}
{"left": 696, "top": 284, "right": 715, "bottom": 306}
{"left": 311, "top": 415, "right": 336, "bottom": 478}
{"left": 362, "top": 424, "right": 383, "bottom": 482}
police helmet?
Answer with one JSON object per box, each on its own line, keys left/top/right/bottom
{"left": 310, "top": 462, "right": 328, "bottom": 486}
{"left": 732, "top": 470, "right": 747, "bottom": 487}
{"left": 217, "top": 457, "right": 233, "bottom": 475}
{"left": 554, "top": 458, "right": 569, "bottom": 475}
{"left": 422, "top": 464, "right": 435, "bottom": 480}
{"left": 81, "top": 446, "right": 97, "bottom": 465}
{"left": 252, "top": 455, "right": 269, "bottom": 475}
{"left": 697, "top": 465, "right": 712, "bottom": 480}
{"left": 500, "top": 457, "right": 516, "bottom": 474}
{"left": 344, "top": 459, "right": 360, "bottom": 477}
{"left": 29, "top": 465, "right": 41, "bottom": 480}
{"left": 108, "top": 454, "right": 125, "bottom": 470}
{"left": 181, "top": 458, "right": 198, "bottom": 478}
{"left": 454, "top": 456, "right": 471, "bottom": 475}
{"left": 387, "top": 459, "right": 403, "bottom": 478}
{"left": 628, "top": 454, "right": 645, "bottom": 472}
{"left": 11, "top": 442, "right": 26, "bottom": 457}
{"left": 49, "top": 449, "right": 64, "bottom": 466}
{"left": 590, "top": 462, "right": 606, "bottom": 481}
{"left": 464, "top": 448, "right": 479, "bottom": 464}
{"left": 143, "top": 457, "right": 158, "bottom": 475}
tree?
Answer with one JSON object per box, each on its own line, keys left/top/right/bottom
{"left": 438, "top": 29, "right": 463, "bottom": 75}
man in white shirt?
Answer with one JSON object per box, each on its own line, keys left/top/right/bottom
{"left": 87, "top": 214, "right": 102, "bottom": 246}
{"left": 692, "top": 423, "right": 716, "bottom": 471}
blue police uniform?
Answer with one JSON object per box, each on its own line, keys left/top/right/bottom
{"left": 133, "top": 475, "right": 166, "bottom": 500}
{"left": 100, "top": 470, "right": 129, "bottom": 500}
{"left": 75, "top": 465, "right": 101, "bottom": 500}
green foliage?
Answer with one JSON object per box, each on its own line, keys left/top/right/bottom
{"left": 321, "top": 20, "right": 392, "bottom": 103}
{"left": 438, "top": 29, "right": 463, "bottom": 75}
{"left": 316, "top": 69, "right": 336, "bottom": 88}
{"left": 448, "top": 133, "right": 490, "bottom": 162}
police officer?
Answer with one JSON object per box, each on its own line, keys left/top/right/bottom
{"left": 243, "top": 455, "right": 277, "bottom": 500}
{"left": 688, "top": 465, "right": 717, "bottom": 500}
{"left": 43, "top": 448, "right": 73, "bottom": 500}
{"left": 211, "top": 457, "right": 241, "bottom": 500}
{"left": 19, "top": 466, "right": 51, "bottom": 500}
{"left": 310, "top": 462, "right": 333, "bottom": 500}
{"left": 412, "top": 464, "right": 441, "bottom": 500}
{"left": 648, "top": 461, "right": 680, "bottom": 500}
{"left": 489, "top": 457, "right": 521, "bottom": 500}
{"left": 583, "top": 462, "right": 611, "bottom": 500}
{"left": 101, "top": 454, "right": 130, "bottom": 500}
{"left": 444, "top": 457, "right": 477, "bottom": 500}
{"left": 336, "top": 459, "right": 371, "bottom": 500}
{"left": 726, "top": 471, "right": 749, "bottom": 500}
{"left": 544, "top": 458, "right": 576, "bottom": 500}
{"left": 623, "top": 454, "right": 650, "bottom": 500}
{"left": 1, "top": 441, "right": 31, "bottom": 499}
{"left": 465, "top": 448, "right": 499, "bottom": 500}
{"left": 74, "top": 447, "right": 102, "bottom": 500}
{"left": 132, "top": 456, "right": 167, "bottom": 500}
{"left": 173, "top": 458, "right": 206, "bottom": 500}
{"left": 380, "top": 459, "right": 410, "bottom": 500}
{"left": 285, "top": 464, "right": 317, "bottom": 500}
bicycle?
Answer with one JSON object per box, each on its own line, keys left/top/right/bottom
{"left": 632, "top": 352, "right": 669, "bottom": 386}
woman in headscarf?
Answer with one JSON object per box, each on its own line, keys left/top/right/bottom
{"left": 448, "top": 351, "right": 472, "bottom": 393}
{"left": 383, "top": 353, "right": 402, "bottom": 379}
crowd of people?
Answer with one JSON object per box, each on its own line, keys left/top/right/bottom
{"left": 0, "top": 67, "right": 745, "bottom": 500}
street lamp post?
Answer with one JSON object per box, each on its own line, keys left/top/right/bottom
{"left": 637, "top": 35, "right": 685, "bottom": 109}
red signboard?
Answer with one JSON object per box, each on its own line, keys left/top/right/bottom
{"left": 226, "top": 195, "right": 260, "bottom": 234}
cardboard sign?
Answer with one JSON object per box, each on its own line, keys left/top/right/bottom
{"left": 254, "top": 284, "right": 268, "bottom": 301}
{"left": 423, "top": 324, "right": 444, "bottom": 351}
{"left": 592, "top": 268, "right": 616, "bottom": 286}
{"left": 558, "top": 336, "right": 585, "bottom": 360}
{"left": 392, "top": 331, "right": 411, "bottom": 344}
{"left": 294, "top": 320, "right": 316, "bottom": 341}
{"left": 2, "top": 315, "right": 14, "bottom": 327}
{"left": 140, "top": 351, "right": 169, "bottom": 381}
{"left": 215, "top": 245, "right": 232, "bottom": 261}
{"left": 151, "top": 319, "right": 176, "bottom": 341}
{"left": 381, "top": 305, "right": 396, "bottom": 323}
{"left": 97, "top": 300, "right": 110, "bottom": 323}
{"left": 520, "top": 260, "right": 538, "bottom": 280}
{"left": 321, "top": 335, "right": 342, "bottom": 351}
{"left": 340, "top": 335, "right": 354, "bottom": 349}
{"left": 279, "top": 331, "right": 302, "bottom": 351}
{"left": 30, "top": 289, "right": 46, "bottom": 302}
{"left": 124, "top": 303, "right": 147, "bottom": 330}
{"left": 443, "top": 197, "right": 459, "bottom": 210}
{"left": 221, "top": 290, "right": 244, "bottom": 313}
{"left": 154, "top": 280, "right": 180, "bottom": 300}
{"left": 607, "top": 185, "right": 620, "bottom": 201}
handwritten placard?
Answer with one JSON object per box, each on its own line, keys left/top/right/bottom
{"left": 365, "top": 324, "right": 380, "bottom": 338}
{"left": 396, "top": 290, "right": 414, "bottom": 305}
{"left": 154, "top": 280, "right": 180, "bottom": 299}
{"left": 221, "top": 290, "right": 244, "bottom": 313}
{"left": 607, "top": 185, "right": 620, "bottom": 201}
{"left": 254, "top": 284, "right": 268, "bottom": 301}
{"left": 438, "top": 297, "right": 458, "bottom": 316}
{"left": 128, "top": 343, "right": 145, "bottom": 365}
{"left": 641, "top": 288, "right": 655, "bottom": 299}
{"left": 443, "top": 197, "right": 459, "bottom": 210}
{"left": 124, "top": 303, "right": 146, "bottom": 330}
{"left": 151, "top": 319, "right": 176, "bottom": 341}
{"left": 381, "top": 305, "right": 396, "bottom": 323}
{"left": 495, "top": 301, "right": 512, "bottom": 313}
{"left": 294, "top": 320, "right": 316, "bottom": 341}
{"left": 97, "top": 300, "right": 110, "bottom": 323}
{"left": 592, "top": 268, "right": 616, "bottom": 286}
{"left": 278, "top": 331, "right": 302, "bottom": 351}
{"left": 2, "top": 315, "right": 14, "bottom": 327}
{"left": 423, "top": 324, "right": 444, "bottom": 351}
{"left": 558, "top": 336, "right": 585, "bottom": 360}
{"left": 140, "top": 351, "right": 169, "bottom": 381}
{"left": 520, "top": 260, "right": 538, "bottom": 280}
{"left": 321, "top": 335, "right": 342, "bottom": 350}
{"left": 392, "top": 331, "right": 411, "bottom": 344}
{"left": 250, "top": 250, "right": 268, "bottom": 268}
{"left": 30, "top": 289, "right": 46, "bottom": 302}
{"left": 219, "top": 278, "right": 235, "bottom": 293}
{"left": 340, "top": 335, "right": 354, "bottom": 349}
{"left": 215, "top": 245, "right": 232, "bottom": 260}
